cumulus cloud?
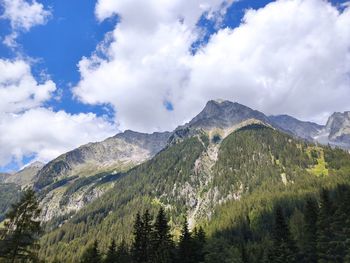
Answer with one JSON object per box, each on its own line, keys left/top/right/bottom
{"left": 74, "top": 0, "right": 350, "bottom": 132}
{"left": 0, "top": 59, "right": 56, "bottom": 113}
{"left": 0, "top": 0, "right": 51, "bottom": 47}
{"left": 0, "top": 59, "right": 117, "bottom": 167}
{"left": 0, "top": 0, "right": 51, "bottom": 31}
{"left": 0, "top": 108, "right": 116, "bottom": 166}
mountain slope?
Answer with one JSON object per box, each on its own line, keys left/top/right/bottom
{"left": 34, "top": 131, "right": 171, "bottom": 191}
{"left": 4, "top": 161, "right": 44, "bottom": 187}
{"left": 269, "top": 114, "right": 323, "bottom": 140}
{"left": 40, "top": 123, "right": 339, "bottom": 262}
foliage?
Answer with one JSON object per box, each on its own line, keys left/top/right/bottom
{"left": 0, "top": 189, "right": 41, "bottom": 262}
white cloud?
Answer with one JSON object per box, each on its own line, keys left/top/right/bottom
{"left": 0, "top": 108, "right": 116, "bottom": 166}
{"left": 0, "top": 59, "right": 117, "bottom": 167}
{"left": 74, "top": 0, "right": 350, "bottom": 132}
{"left": 0, "top": 0, "right": 51, "bottom": 47}
{"left": 0, "top": 0, "right": 51, "bottom": 31}
{"left": 0, "top": 59, "right": 56, "bottom": 113}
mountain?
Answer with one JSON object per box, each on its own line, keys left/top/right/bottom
{"left": 0, "top": 99, "right": 349, "bottom": 262}
{"left": 269, "top": 114, "right": 323, "bottom": 140}
{"left": 31, "top": 130, "right": 171, "bottom": 221}
{"left": 4, "top": 161, "right": 44, "bottom": 187}
{"left": 34, "top": 130, "right": 171, "bottom": 191}
{"left": 324, "top": 111, "right": 350, "bottom": 145}
{"left": 39, "top": 118, "right": 350, "bottom": 262}
{"left": 188, "top": 100, "right": 269, "bottom": 129}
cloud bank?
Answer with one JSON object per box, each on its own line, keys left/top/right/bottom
{"left": 0, "top": 59, "right": 117, "bottom": 167}
{"left": 74, "top": 0, "right": 350, "bottom": 132}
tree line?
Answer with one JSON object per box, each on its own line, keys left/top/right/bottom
{"left": 1, "top": 184, "right": 350, "bottom": 262}
{"left": 79, "top": 208, "right": 206, "bottom": 263}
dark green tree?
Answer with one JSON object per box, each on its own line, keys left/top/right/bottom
{"left": 115, "top": 240, "right": 131, "bottom": 263}
{"left": 80, "top": 240, "right": 101, "bottom": 263}
{"left": 178, "top": 220, "right": 195, "bottom": 263}
{"left": 317, "top": 188, "right": 334, "bottom": 263}
{"left": 0, "top": 188, "right": 41, "bottom": 263}
{"left": 330, "top": 185, "right": 350, "bottom": 262}
{"left": 104, "top": 239, "right": 117, "bottom": 263}
{"left": 303, "top": 197, "right": 318, "bottom": 263}
{"left": 131, "top": 210, "right": 153, "bottom": 263}
{"left": 271, "top": 206, "right": 297, "bottom": 263}
{"left": 152, "top": 207, "right": 174, "bottom": 263}
{"left": 193, "top": 226, "right": 206, "bottom": 262}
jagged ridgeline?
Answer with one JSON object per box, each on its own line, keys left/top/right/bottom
{"left": 39, "top": 123, "right": 350, "bottom": 262}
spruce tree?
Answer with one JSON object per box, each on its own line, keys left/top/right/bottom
{"left": 104, "top": 239, "right": 117, "bottom": 263}
{"left": 178, "top": 219, "right": 195, "bottom": 263}
{"left": 0, "top": 188, "right": 41, "bottom": 263}
{"left": 80, "top": 240, "right": 101, "bottom": 263}
{"left": 193, "top": 226, "right": 206, "bottom": 262}
{"left": 131, "top": 210, "right": 153, "bottom": 263}
{"left": 115, "top": 240, "right": 131, "bottom": 263}
{"left": 330, "top": 184, "right": 350, "bottom": 262}
{"left": 152, "top": 207, "right": 174, "bottom": 263}
{"left": 317, "top": 188, "right": 334, "bottom": 263}
{"left": 271, "top": 206, "right": 297, "bottom": 263}
{"left": 303, "top": 197, "right": 318, "bottom": 263}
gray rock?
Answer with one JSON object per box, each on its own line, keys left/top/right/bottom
{"left": 269, "top": 114, "right": 323, "bottom": 140}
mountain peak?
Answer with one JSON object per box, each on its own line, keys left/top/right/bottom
{"left": 188, "top": 100, "right": 268, "bottom": 129}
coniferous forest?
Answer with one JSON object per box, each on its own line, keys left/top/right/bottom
{"left": 1, "top": 184, "right": 350, "bottom": 262}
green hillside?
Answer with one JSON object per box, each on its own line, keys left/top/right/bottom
{"left": 38, "top": 124, "right": 350, "bottom": 262}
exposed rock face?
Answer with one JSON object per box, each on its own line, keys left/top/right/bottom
{"left": 269, "top": 114, "right": 323, "bottom": 140}
{"left": 325, "top": 112, "right": 350, "bottom": 143}
{"left": 34, "top": 131, "right": 171, "bottom": 190}
{"left": 0, "top": 173, "right": 10, "bottom": 183}
{"left": 188, "top": 100, "right": 269, "bottom": 129}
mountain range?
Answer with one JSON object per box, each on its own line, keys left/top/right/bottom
{"left": 1, "top": 100, "right": 350, "bottom": 261}
{"left": 1, "top": 100, "right": 350, "bottom": 221}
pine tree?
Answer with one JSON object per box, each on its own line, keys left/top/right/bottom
{"left": 0, "top": 188, "right": 41, "bottom": 263}
{"left": 80, "top": 240, "right": 101, "bottom": 263}
{"left": 271, "top": 206, "right": 297, "bottom": 263}
{"left": 104, "top": 239, "right": 117, "bottom": 263}
{"left": 330, "top": 184, "right": 350, "bottom": 262}
{"left": 152, "top": 207, "right": 174, "bottom": 263}
{"left": 317, "top": 188, "right": 334, "bottom": 263}
{"left": 193, "top": 226, "right": 206, "bottom": 263}
{"left": 115, "top": 240, "right": 131, "bottom": 263}
{"left": 303, "top": 197, "right": 318, "bottom": 263}
{"left": 131, "top": 210, "right": 153, "bottom": 263}
{"left": 178, "top": 220, "right": 195, "bottom": 263}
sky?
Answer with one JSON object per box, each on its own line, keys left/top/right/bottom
{"left": 0, "top": 0, "right": 350, "bottom": 172}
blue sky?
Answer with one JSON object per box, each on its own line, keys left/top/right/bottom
{"left": 0, "top": 0, "right": 275, "bottom": 117}
{"left": 0, "top": 0, "right": 350, "bottom": 172}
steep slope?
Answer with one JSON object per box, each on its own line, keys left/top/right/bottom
{"left": 31, "top": 130, "right": 171, "bottom": 222}
{"left": 269, "top": 114, "right": 323, "bottom": 140}
{"left": 34, "top": 131, "right": 171, "bottom": 190}
{"left": 0, "top": 173, "right": 10, "bottom": 183}
{"left": 321, "top": 111, "right": 350, "bottom": 147}
{"left": 40, "top": 123, "right": 327, "bottom": 262}
{"left": 4, "top": 161, "right": 44, "bottom": 187}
